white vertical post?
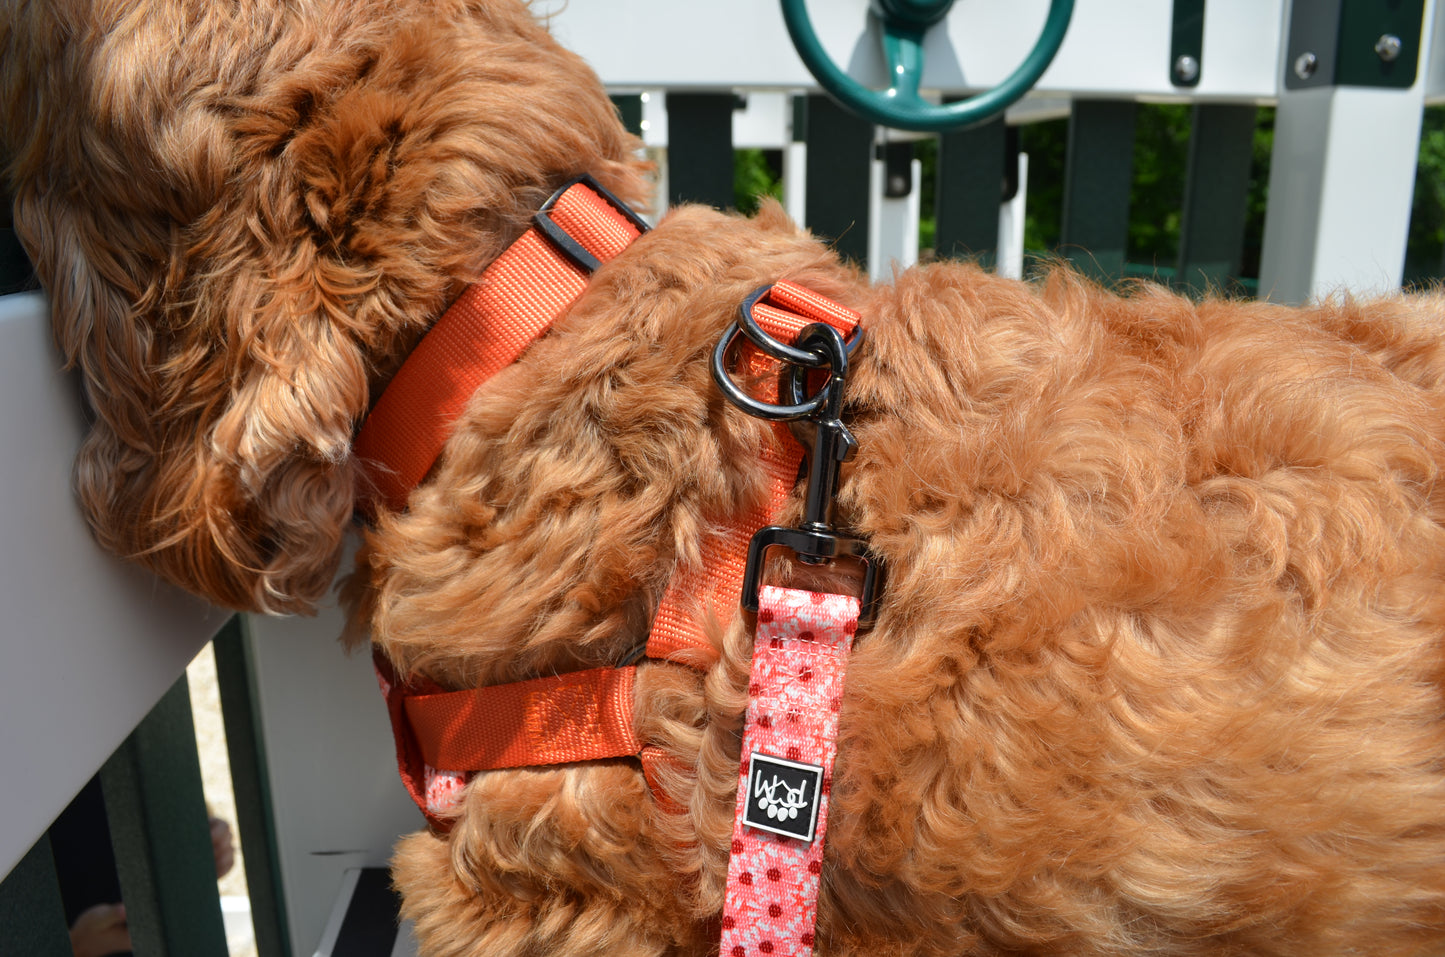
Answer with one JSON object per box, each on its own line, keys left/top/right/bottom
{"left": 867, "top": 158, "right": 922, "bottom": 281}
{"left": 1258, "top": 87, "right": 1426, "bottom": 302}
{"left": 1258, "top": 0, "right": 1437, "bottom": 302}
{"left": 996, "top": 151, "right": 1030, "bottom": 279}
{"left": 639, "top": 91, "right": 670, "bottom": 222}
{"left": 784, "top": 140, "right": 808, "bottom": 224}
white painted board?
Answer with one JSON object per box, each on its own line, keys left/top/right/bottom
{"left": 244, "top": 595, "right": 425, "bottom": 957}
{"left": 0, "top": 291, "right": 224, "bottom": 880}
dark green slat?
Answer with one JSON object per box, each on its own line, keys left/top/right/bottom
{"left": 1170, "top": 0, "right": 1205, "bottom": 87}
{"left": 0, "top": 836, "right": 72, "bottom": 957}
{"left": 100, "top": 672, "right": 229, "bottom": 957}
{"left": 935, "top": 116, "right": 1007, "bottom": 265}
{"left": 804, "top": 94, "right": 873, "bottom": 267}
{"left": 609, "top": 94, "right": 644, "bottom": 139}
{"left": 1, "top": 182, "right": 37, "bottom": 295}
{"left": 666, "top": 93, "right": 735, "bottom": 209}
{"left": 215, "top": 615, "right": 293, "bottom": 957}
{"left": 1061, "top": 100, "right": 1138, "bottom": 283}
{"left": 1176, "top": 104, "right": 1258, "bottom": 294}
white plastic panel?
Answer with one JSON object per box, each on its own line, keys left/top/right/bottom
{"left": 1259, "top": 0, "right": 1437, "bottom": 302}
{"left": 0, "top": 291, "right": 224, "bottom": 879}
{"left": 244, "top": 596, "right": 424, "bottom": 957}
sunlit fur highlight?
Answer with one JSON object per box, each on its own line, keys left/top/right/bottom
{"left": 7, "top": 0, "right": 1445, "bottom": 954}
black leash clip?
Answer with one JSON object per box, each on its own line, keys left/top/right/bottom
{"left": 712, "top": 286, "right": 882, "bottom": 626}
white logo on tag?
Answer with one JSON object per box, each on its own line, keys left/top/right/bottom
{"left": 743, "top": 752, "right": 823, "bottom": 842}
{"left": 754, "top": 772, "right": 810, "bottom": 821}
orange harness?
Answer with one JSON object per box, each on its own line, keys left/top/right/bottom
{"left": 356, "top": 177, "right": 859, "bottom": 829}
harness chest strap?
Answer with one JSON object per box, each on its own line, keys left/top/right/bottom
{"left": 648, "top": 281, "right": 863, "bottom": 661}
{"left": 355, "top": 174, "right": 863, "bottom": 826}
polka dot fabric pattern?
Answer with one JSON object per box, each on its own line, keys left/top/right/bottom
{"left": 721, "top": 585, "right": 860, "bottom": 957}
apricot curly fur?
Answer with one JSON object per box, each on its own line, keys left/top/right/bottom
{"left": 7, "top": 1, "right": 1445, "bottom": 954}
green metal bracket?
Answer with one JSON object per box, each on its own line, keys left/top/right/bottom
{"left": 1285, "top": 0, "right": 1426, "bottom": 90}
{"left": 1176, "top": 104, "right": 1258, "bottom": 294}
{"left": 935, "top": 116, "right": 1008, "bottom": 264}
{"left": 781, "top": 0, "right": 1075, "bottom": 133}
{"left": 1170, "top": 0, "right": 1205, "bottom": 88}
{"left": 1060, "top": 101, "right": 1139, "bottom": 284}
{"left": 802, "top": 95, "right": 873, "bottom": 266}
{"left": 609, "top": 94, "right": 645, "bottom": 139}
{"left": 665, "top": 93, "right": 736, "bottom": 209}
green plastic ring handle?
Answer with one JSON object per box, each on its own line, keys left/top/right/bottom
{"left": 782, "top": 0, "right": 1075, "bottom": 133}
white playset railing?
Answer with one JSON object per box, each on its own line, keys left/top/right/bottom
{"left": 2, "top": 0, "right": 1442, "bottom": 953}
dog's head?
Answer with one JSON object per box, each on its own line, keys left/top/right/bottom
{"left": 2, "top": 0, "right": 649, "bottom": 612}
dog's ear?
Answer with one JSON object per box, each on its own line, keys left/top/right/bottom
{"left": 6, "top": 0, "right": 651, "bottom": 614}
{"left": 0, "top": 1, "right": 370, "bottom": 614}
{"left": 19, "top": 180, "right": 365, "bottom": 614}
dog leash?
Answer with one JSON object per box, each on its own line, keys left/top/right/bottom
{"left": 712, "top": 304, "right": 879, "bottom": 957}
{"left": 721, "top": 585, "right": 858, "bottom": 956}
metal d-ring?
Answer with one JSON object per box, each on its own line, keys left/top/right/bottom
{"left": 735, "top": 285, "right": 836, "bottom": 369}
{"left": 710, "top": 284, "right": 865, "bottom": 422}
{"left": 712, "top": 287, "right": 839, "bottom": 422}
{"left": 711, "top": 327, "right": 832, "bottom": 422}
{"left": 737, "top": 285, "right": 865, "bottom": 368}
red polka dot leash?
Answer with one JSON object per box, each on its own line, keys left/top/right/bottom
{"left": 720, "top": 586, "right": 859, "bottom": 956}
{"left": 712, "top": 291, "right": 882, "bottom": 955}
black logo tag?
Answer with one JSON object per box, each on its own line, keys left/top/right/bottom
{"left": 743, "top": 752, "right": 823, "bottom": 842}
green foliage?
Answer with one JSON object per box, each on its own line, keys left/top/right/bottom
{"left": 1015, "top": 105, "right": 1274, "bottom": 280}
{"left": 916, "top": 137, "right": 937, "bottom": 252}
{"left": 1406, "top": 106, "right": 1445, "bottom": 283}
{"left": 1019, "top": 119, "right": 1067, "bottom": 252}
{"left": 1126, "top": 104, "right": 1190, "bottom": 266}
{"left": 733, "top": 148, "right": 783, "bottom": 215}
{"left": 1240, "top": 109, "right": 1274, "bottom": 281}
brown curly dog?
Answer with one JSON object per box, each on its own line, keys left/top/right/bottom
{"left": 6, "top": 1, "right": 1445, "bottom": 954}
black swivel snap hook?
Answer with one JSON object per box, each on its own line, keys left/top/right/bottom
{"left": 712, "top": 288, "right": 883, "bottom": 627}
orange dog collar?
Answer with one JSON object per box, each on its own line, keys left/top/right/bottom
{"left": 354, "top": 176, "right": 649, "bottom": 514}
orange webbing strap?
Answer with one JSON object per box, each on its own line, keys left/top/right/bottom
{"left": 354, "top": 181, "right": 645, "bottom": 513}
{"left": 645, "top": 281, "right": 860, "bottom": 662}
{"left": 403, "top": 667, "right": 642, "bottom": 770}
